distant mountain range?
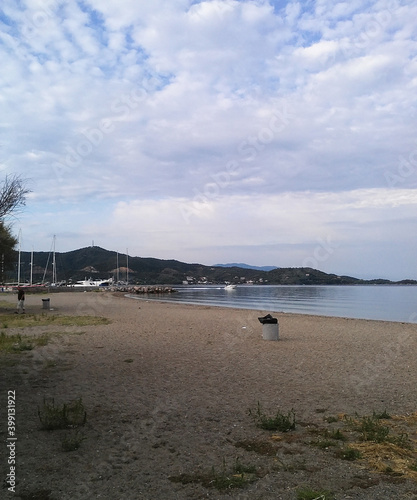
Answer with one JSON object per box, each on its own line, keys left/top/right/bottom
{"left": 12, "top": 246, "right": 417, "bottom": 286}
{"left": 214, "top": 263, "right": 279, "bottom": 272}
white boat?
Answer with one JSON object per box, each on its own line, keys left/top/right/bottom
{"left": 224, "top": 284, "right": 237, "bottom": 290}
{"left": 73, "top": 277, "right": 113, "bottom": 287}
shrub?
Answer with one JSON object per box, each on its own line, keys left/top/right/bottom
{"left": 249, "top": 402, "right": 296, "bottom": 432}
{"left": 338, "top": 447, "right": 362, "bottom": 461}
{"left": 38, "top": 397, "right": 87, "bottom": 430}
{"left": 359, "top": 415, "right": 390, "bottom": 443}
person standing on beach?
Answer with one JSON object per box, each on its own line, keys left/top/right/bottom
{"left": 16, "top": 287, "right": 25, "bottom": 314}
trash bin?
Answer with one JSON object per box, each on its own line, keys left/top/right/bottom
{"left": 42, "top": 298, "right": 50, "bottom": 310}
{"left": 258, "top": 314, "right": 279, "bottom": 340}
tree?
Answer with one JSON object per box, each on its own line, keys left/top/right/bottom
{"left": 0, "top": 222, "right": 18, "bottom": 283}
{"left": 0, "top": 175, "right": 30, "bottom": 283}
{"left": 0, "top": 175, "right": 30, "bottom": 220}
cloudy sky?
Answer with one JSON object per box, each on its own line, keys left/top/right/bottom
{"left": 1, "top": 0, "right": 416, "bottom": 280}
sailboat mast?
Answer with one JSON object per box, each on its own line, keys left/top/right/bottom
{"left": 52, "top": 235, "right": 57, "bottom": 284}
{"left": 30, "top": 247, "right": 33, "bottom": 286}
{"left": 17, "top": 229, "right": 21, "bottom": 285}
{"left": 126, "top": 248, "right": 128, "bottom": 285}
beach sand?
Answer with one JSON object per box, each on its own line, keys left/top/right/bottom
{"left": 1, "top": 291, "right": 417, "bottom": 499}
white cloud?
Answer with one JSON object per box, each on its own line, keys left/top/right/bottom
{"left": 65, "top": 188, "right": 414, "bottom": 278}
{"left": 0, "top": 0, "right": 416, "bottom": 280}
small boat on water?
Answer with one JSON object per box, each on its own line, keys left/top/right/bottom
{"left": 224, "top": 284, "right": 237, "bottom": 290}
{"left": 72, "top": 277, "right": 113, "bottom": 287}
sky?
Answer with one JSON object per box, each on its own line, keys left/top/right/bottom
{"left": 1, "top": 0, "right": 416, "bottom": 280}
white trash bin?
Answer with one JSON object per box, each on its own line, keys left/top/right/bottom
{"left": 258, "top": 314, "right": 279, "bottom": 341}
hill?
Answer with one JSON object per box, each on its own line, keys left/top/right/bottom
{"left": 12, "top": 246, "right": 416, "bottom": 286}
{"left": 214, "top": 263, "right": 278, "bottom": 272}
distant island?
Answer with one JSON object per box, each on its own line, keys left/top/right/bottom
{"left": 13, "top": 246, "right": 417, "bottom": 286}
{"left": 214, "top": 263, "right": 279, "bottom": 272}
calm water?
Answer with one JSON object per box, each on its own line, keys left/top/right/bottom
{"left": 132, "top": 285, "right": 417, "bottom": 323}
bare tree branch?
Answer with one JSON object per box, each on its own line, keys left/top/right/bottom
{"left": 0, "top": 175, "right": 30, "bottom": 220}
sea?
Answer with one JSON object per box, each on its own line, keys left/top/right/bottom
{"left": 131, "top": 284, "right": 417, "bottom": 324}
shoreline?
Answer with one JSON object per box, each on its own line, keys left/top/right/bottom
{"left": 125, "top": 292, "right": 417, "bottom": 325}
{"left": 2, "top": 287, "right": 416, "bottom": 324}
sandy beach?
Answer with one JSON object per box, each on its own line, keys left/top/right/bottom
{"left": 1, "top": 291, "right": 417, "bottom": 500}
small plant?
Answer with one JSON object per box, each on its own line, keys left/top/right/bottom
{"left": 313, "top": 428, "right": 347, "bottom": 441}
{"left": 61, "top": 430, "right": 86, "bottom": 452}
{"left": 169, "top": 459, "right": 258, "bottom": 491}
{"left": 208, "top": 465, "right": 249, "bottom": 490}
{"left": 233, "top": 458, "right": 257, "bottom": 475}
{"left": 324, "top": 415, "right": 339, "bottom": 423}
{"left": 310, "top": 439, "right": 336, "bottom": 449}
{"left": 338, "top": 447, "right": 362, "bottom": 461}
{"left": 408, "top": 461, "right": 417, "bottom": 472}
{"left": 36, "top": 333, "right": 50, "bottom": 346}
{"left": 359, "top": 415, "right": 390, "bottom": 443}
{"left": 249, "top": 402, "right": 296, "bottom": 432}
{"left": 389, "top": 432, "right": 411, "bottom": 449}
{"left": 296, "top": 486, "right": 333, "bottom": 500}
{"left": 38, "top": 397, "right": 87, "bottom": 430}
{"left": 327, "top": 428, "right": 347, "bottom": 441}
{"left": 373, "top": 409, "right": 391, "bottom": 420}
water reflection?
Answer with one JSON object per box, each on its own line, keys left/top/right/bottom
{"left": 133, "top": 285, "right": 417, "bottom": 323}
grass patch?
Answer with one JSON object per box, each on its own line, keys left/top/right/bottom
{"left": 61, "top": 430, "right": 86, "bottom": 452}
{"left": 38, "top": 397, "right": 87, "bottom": 430}
{"left": 169, "top": 459, "right": 259, "bottom": 491}
{"left": 235, "top": 439, "right": 278, "bottom": 456}
{"left": 246, "top": 407, "right": 417, "bottom": 482}
{"left": 0, "top": 300, "right": 15, "bottom": 310}
{"left": 311, "top": 428, "right": 347, "bottom": 442}
{"left": 327, "top": 428, "right": 347, "bottom": 441}
{"left": 337, "top": 446, "right": 362, "bottom": 461}
{"left": 324, "top": 415, "right": 339, "bottom": 423}
{"left": 0, "top": 331, "right": 50, "bottom": 353}
{"left": 296, "top": 486, "right": 333, "bottom": 500}
{"left": 344, "top": 414, "right": 390, "bottom": 443}
{"left": 310, "top": 439, "right": 337, "bottom": 449}
{"left": 248, "top": 402, "right": 296, "bottom": 432}
{"left": 373, "top": 409, "right": 391, "bottom": 420}
{"left": 360, "top": 416, "right": 390, "bottom": 443}
{"left": 0, "top": 313, "right": 110, "bottom": 329}
{"left": 408, "top": 461, "right": 417, "bottom": 472}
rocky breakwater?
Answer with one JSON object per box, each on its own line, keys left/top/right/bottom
{"left": 111, "top": 285, "right": 177, "bottom": 294}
